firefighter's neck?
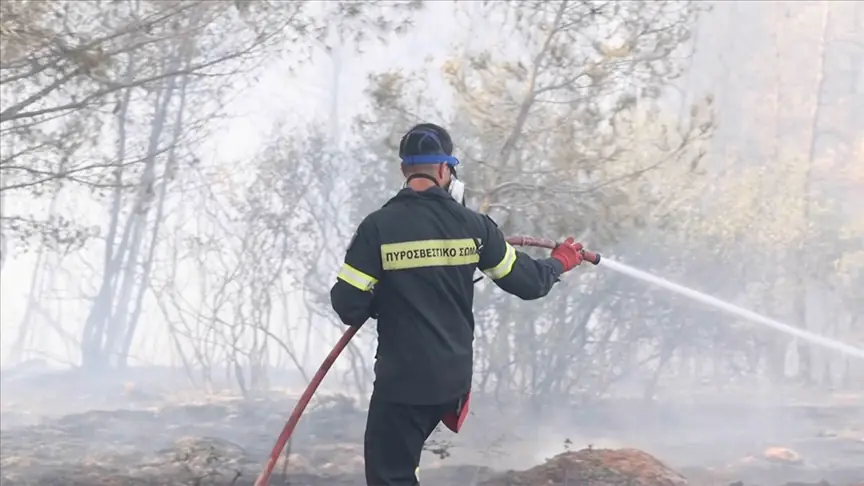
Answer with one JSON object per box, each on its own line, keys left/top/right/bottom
{"left": 406, "top": 173, "right": 440, "bottom": 192}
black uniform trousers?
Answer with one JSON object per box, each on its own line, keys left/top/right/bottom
{"left": 364, "top": 391, "right": 459, "bottom": 486}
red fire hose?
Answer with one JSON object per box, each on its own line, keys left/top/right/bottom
{"left": 253, "top": 236, "right": 600, "bottom": 486}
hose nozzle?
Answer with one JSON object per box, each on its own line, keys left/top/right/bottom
{"left": 581, "top": 249, "right": 601, "bottom": 266}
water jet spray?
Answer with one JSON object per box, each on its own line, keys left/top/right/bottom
{"left": 504, "top": 237, "right": 864, "bottom": 360}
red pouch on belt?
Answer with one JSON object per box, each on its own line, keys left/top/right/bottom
{"left": 441, "top": 391, "right": 471, "bottom": 433}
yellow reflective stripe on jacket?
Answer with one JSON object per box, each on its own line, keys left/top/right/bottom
{"left": 482, "top": 242, "right": 516, "bottom": 280}
{"left": 381, "top": 238, "right": 479, "bottom": 271}
{"left": 337, "top": 263, "right": 378, "bottom": 291}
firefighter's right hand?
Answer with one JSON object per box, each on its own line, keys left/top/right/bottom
{"left": 551, "top": 237, "right": 584, "bottom": 272}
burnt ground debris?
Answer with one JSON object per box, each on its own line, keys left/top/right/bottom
{"left": 1, "top": 370, "right": 862, "bottom": 486}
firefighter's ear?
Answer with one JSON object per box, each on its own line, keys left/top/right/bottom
{"left": 438, "top": 163, "right": 449, "bottom": 184}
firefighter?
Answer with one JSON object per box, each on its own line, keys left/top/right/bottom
{"left": 330, "top": 123, "right": 587, "bottom": 486}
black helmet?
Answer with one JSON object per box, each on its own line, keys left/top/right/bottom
{"left": 398, "top": 123, "right": 459, "bottom": 167}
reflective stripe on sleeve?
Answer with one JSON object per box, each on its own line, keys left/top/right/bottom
{"left": 337, "top": 263, "right": 378, "bottom": 291}
{"left": 482, "top": 242, "right": 516, "bottom": 280}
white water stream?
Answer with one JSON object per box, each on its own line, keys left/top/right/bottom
{"left": 599, "top": 258, "right": 864, "bottom": 360}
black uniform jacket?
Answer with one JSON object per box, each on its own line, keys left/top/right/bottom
{"left": 330, "top": 187, "right": 564, "bottom": 404}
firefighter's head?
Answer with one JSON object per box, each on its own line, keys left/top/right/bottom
{"left": 398, "top": 123, "right": 464, "bottom": 204}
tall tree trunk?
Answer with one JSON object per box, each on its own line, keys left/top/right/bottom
{"left": 796, "top": 2, "right": 831, "bottom": 384}
{"left": 118, "top": 57, "right": 191, "bottom": 369}
{"left": 106, "top": 52, "right": 180, "bottom": 367}
{"left": 80, "top": 54, "right": 137, "bottom": 370}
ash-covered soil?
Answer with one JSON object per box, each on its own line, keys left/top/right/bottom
{"left": 1, "top": 368, "right": 862, "bottom": 486}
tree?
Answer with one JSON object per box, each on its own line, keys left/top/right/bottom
{"left": 687, "top": 0, "right": 863, "bottom": 386}
{"left": 350, "top": 0, "right": 715, "bottom": 407}
{"left": 1, "top": 0, "right": 423, "bottom": 370}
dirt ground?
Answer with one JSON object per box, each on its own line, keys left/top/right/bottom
{"left": 1, "top": 368, "right": 862, "bottom": 486}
